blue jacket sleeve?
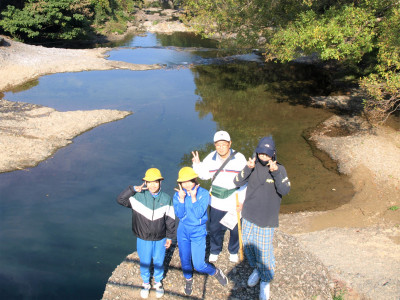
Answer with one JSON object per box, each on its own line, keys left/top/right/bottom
{"left": 270, "top": 164, "right": 291, "bottom": 196}
{"left": 191, "top": 188, "right": 210, "bottom": 219}
{"left": 173, "top": 191, "right": 186, "bottom": 219}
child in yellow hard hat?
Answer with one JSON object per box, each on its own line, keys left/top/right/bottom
{"left": 117, "top": 168, "right": 176, "bottom": 299}
{"left": 173, "top": 167, "right": 228, "bottom": 296}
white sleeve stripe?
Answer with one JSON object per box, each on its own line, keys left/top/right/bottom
{"left": 129, "top": 198, "right": 175, "bottom": 221}
{"left": 130, "top": 198, "right": 154, "bottom": 220}
{"left": 166, "top": 207, "right": 176, "bottom": 219}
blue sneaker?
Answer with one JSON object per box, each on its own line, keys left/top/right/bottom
{"left": 247, "top": 268, "right": 260, "bottom": 287}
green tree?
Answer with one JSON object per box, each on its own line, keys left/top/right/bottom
{"left": 0, "top": 0, "right": 94, "bottom": 41}
{"left": 181, "top": 0, "right": 400, "bottom": 124}
{"left": 0, "top": 0, "right": 139, "bottom": 42}
{"left": 90, "top": 0, "right": 138, "bottom": 35}
{"left": 0, "top": 0, "right": 26, "bottom": 11}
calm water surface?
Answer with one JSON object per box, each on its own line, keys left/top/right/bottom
{"left": 1, "top": 33, "right": 353, "bottom": 299}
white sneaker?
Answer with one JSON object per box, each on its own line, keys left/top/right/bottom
{"left": 209, "top": 253, "right": 219, "bottom": 262}
{"left": 229, "top": 253, "right": 238, "bottom": 263}
{"left": 140, "top": 283, "right": 151, "bottom": 299}
{"left": 259, "top": 281, "right": 270, "bottom": 300}
{"left": 153, "top": 282, "right": 164, "bottom": 298}
{"left": 247, "top": 268, "right": 260, "bottom": 287}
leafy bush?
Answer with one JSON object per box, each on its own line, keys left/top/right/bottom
{"left": 181, "top": 0, "right": 400, "bottom": 124}
{"left": 0, "top": 0, "right": 140, "bottom": 41}
{"left": 90, "top": 0, "right": 138, "bottom": 33}
{"left": 0, "top": 0, "right": 94, "bottom": 41}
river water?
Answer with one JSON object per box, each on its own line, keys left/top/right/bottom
{"left": 0, "top": 32, "right": 354, "bottom": 299}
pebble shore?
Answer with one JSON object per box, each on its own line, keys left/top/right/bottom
{"left": 102, "top": 231, "right": 333, "bottom": 300}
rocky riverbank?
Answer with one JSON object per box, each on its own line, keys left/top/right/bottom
{"left": 0, "top": 35, "right": 161, "bottom": 92}
{"left": 0, "top": 99, "right": 131, "bottom": 173}
{"left": 280, "top": 115, "right": 400, "bottom": 300}
{"left": 103, "top": 231, "right": 333, "bottom": 300}
{"left": 1, "top": 7, "right": 399, "bottom": 300}
{"left": 103, "top": 114, "right": 400, "bottom": 300}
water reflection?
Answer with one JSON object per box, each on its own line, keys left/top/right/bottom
{"left": 105, "top": 31, "right": 260, "bottom": 67}
{"left": 0, "top": 32, "right": 354, "bottom": 299}
{"left": 1, "top": 66, "right": 216, "bottom": 300}
{"left": 183, "top": 62, "right": 354, "bottom": 212}
{"left": 107, "top": 31, "right": 219, "bottom": 48}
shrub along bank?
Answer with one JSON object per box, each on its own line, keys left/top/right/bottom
{"left": 0, "top": 0, "right": 143, "bottom": 43}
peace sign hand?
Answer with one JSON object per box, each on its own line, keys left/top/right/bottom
{"left": 247, "top": 157, "right": 256, "bottom": 169}
{"left": 192, "top": 151, "right": 200, "bottom": 164}
{"left": 134, "top": 182, "right": 148, "bottom": 192}
{"left": 268, "top": 160, "right": 278, "bottom": 172}
{"left": 188, "top": 184, "right": 200, "bottom": 202}
{"left": 174, "top": 184, "right": 186, "bottom": 203}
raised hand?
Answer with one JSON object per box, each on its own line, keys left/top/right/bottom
{"left": 268, "top": 160, "right": 278, "bottom": 172}
{"left": 247, "top": 157, "right": 256, "bottom": 169}
{"left": 134, "top": 182, "right": 148, "bottom": 192}
{"left": 174, "top": 183, "right": 186, "bottom": 203}
{"left": 192, "top": 151, "right": 200, "bottom": 164}
{"left": 188, "top": 184, "right": 200, "bottom": 201}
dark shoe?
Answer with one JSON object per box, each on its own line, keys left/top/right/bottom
{"left": 184, "top": 278, "right": 193, "bottom": 296}
{"left": 213, "top": 268, "right": 228, "bottom": 286}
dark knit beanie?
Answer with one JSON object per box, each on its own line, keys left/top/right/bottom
{"left": 255, "top": 136, "right": 276, "bottom": 158}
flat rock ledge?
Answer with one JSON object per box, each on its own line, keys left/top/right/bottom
{"left": 0, "top": 35, "right": 162, "bottom": 91}
{"left": 0, "top": 99, "right": 131, "bottom": 173}
{"left": 102, "top": 230, "right": 333, "bottom": 300}
{"left": 132, "top": 8, "right": 192, "bottom": 33}
{"left": 310, "top": 89, "right": 364, "bottom": 113}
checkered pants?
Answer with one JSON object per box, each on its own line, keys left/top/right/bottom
{"left": 242, "top": 218, "right": 275, "bottom": 282}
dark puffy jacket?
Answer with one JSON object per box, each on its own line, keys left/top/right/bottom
{"left": 117, "top": 186, "right": 176, "bottom": 241}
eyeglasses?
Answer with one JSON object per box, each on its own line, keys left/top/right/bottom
{"left": 215, "top": 143, "right": 230, "bottom": 149}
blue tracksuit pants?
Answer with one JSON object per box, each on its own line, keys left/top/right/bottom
{"left": 177, "top": 223, "right": 216, "bottom": 279}
{"left": 136, "top": 237, "right": 167, "bottom": 283}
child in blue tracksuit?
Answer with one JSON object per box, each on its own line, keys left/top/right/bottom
{"left": 117, "top": 168, "right": 176, "bottom": 299}
{"left": 173, "top": 167, "right": 228, "bottom": 296}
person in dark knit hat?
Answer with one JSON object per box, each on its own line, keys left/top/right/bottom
{"left": 233, "top": 136, "right": 291, "bottom": 300}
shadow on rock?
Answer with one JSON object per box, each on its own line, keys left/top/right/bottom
{"left": 103, "top": 230, "right": 333, "bottom": 299}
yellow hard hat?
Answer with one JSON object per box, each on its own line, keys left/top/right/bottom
{"left": 177, "top": 167, "right": 198, "bottom": 182}
{"left": 143, "top": 168, "right": 164, "bottom": 182}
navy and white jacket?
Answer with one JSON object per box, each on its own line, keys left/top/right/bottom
{"left": 117, "top": 186, "right": 176, "bottom": 241}
{"left": 234, "top": 161, "right": 291, "bottom": 228}
{"left": 192, "top": 149, "right": 247, "bottom": 212}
